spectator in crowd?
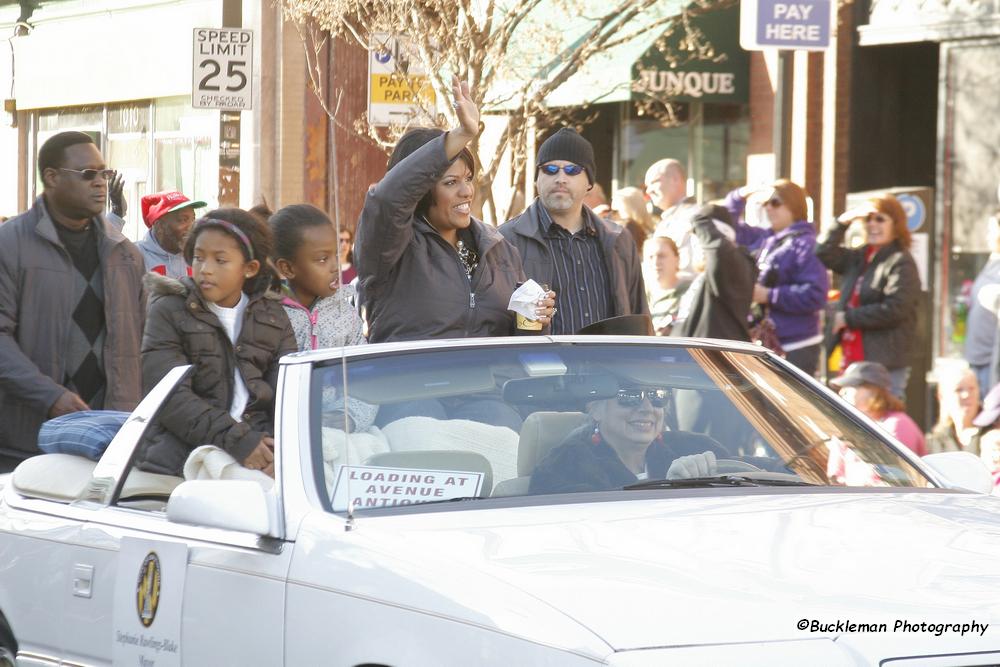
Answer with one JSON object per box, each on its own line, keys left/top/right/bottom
{"left": 643, "top": 235, "right": 690, "bottom": 336}
{"left": 611, "top": 186, "right": 653, "bottom": 251}
{"left": 725, "top": 180, "right": 828, "bottom": 375}
{"left": 529, "top": 384, "right": 726, "bottom": 494}
{"left": 583, "top": 181, "right": 609, "bottom": 217}
{"left": 818, "top": 194, "right": 920, "bottom": 399}
{"left": 338, "top": 225, "right": 357, "bottom": 285}
{"left": 671, "top": 205, "right": 756, "bottom": 342}
{"left": 271, "top": 204, "right": 365, "bottom": 351}
{"left": 647, "top": 158, "right": 698, "bottom": 272}
{"left": 247, "top": 202, "right": 273, "bottom": 226}
{"left": 0, "top": 131, "right": 145, "bottom": 468}
{"left": 927, "top": 365, "right": 985, "bottom": 455}
{"left": 104, "top": 171, "right": 127, "bottom": 231}
{"left": 500, "top": 127, "right": 646, "bottom": 334}
{"left": 977, "top": 428, "right": 1000, "bottom": 494}
{"left": 355, "top": 77, "right": 555, "bottom": 343}
{"left": 964, "top": 212, "right": 1000, "bottom": 393}
{"left": 970, "top": 382, "right": 1000, "bottom": 440}
{"left": 136, "top": 191, "right": 207, "bottom": 278}
{"left": 136, "top": 208, "right": 297, "bottom": 477}
{"left": 832, "top": 361, "right": 927, "bottom": 456}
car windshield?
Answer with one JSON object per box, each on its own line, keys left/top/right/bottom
{"left": 310, "top": 342, "right": 932, "bottom": 513}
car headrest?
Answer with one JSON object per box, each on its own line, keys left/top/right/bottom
{"left": 518, "top": 411, "right": 589, "bottom": 477}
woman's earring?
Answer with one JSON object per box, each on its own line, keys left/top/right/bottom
{"left": 591, "top": 424, "right": 601, "bottom": 445}
{"left": 655, "top": 433, "right": 664, "bottom": 444}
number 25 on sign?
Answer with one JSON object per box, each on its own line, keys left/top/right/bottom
{"left": 192, "top": 28, "right": 255, "bottom": 111}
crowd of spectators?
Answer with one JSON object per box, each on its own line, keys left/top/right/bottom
{"left": 2, "top": 77, "right": 997, "bottom": 491}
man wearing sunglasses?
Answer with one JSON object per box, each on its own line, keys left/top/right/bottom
{"left": 0, "top": 131, "right": 145, "bottom": 470}
{"left": 499, "top": 127, "right": 647, "bottom": 335}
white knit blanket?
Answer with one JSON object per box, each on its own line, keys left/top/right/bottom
{"left": 183, "top": 445, "right": 274, "bottom": 490}
{"left": 184, "top": 417, "right": 519, "bottom": 499}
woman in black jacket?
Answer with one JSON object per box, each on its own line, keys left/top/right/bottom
{"left": 817, "top": 193, "right": 920, "bottom": 399}
{"left": 529, "top": 387, "right": 726, "bottom": 495}
{"left": 355, "top": 77, "right": 555, "bottom": 343}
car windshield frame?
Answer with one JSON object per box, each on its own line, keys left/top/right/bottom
{"left": 304, "top": 338, "right": 936, "bottom": 515}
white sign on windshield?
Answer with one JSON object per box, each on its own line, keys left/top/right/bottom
{"left": 332, "top": 465, "right": 484, "bottom": 511}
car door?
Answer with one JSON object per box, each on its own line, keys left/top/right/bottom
{"left": 19, "top": 366, "right": 291, "bottom": 666}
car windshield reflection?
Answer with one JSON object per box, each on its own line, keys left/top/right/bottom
{"left": 310, "top": 343, "right": 932, "bottom": 512}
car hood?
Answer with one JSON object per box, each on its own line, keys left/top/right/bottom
{"left": 350, "top": 489, "right": 1000, "bottom": 651}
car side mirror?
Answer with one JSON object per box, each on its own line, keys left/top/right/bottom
{"left": 167, "top": 480, "right": 278, "bottom": 537}
{"left": 921, "top": 452, "right": 994, "bottom": 494}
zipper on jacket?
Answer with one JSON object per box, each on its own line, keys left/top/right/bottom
{"left": 469, "top": 293, "right": 475, "bottom": 309}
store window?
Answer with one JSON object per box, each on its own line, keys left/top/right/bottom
{"left": 619, "top": 102, "right": 749, "bottom": 204}
{"left": 28, "top": 97, "right": 216, "bottom": 241}
{"left": 941, "top": 41, "right": 1000, "bottom": 357}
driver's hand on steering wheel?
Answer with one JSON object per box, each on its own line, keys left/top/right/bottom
{"left": 666, "top": 451, "right": 717, "bottom": 479}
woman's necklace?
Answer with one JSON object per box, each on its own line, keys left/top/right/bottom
{"left": 456, "top": 238, "right": 478, "bottom": 279}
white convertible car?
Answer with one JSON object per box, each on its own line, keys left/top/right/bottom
{"left": 2, "top": 337, "right": 1000, "bottom": 666}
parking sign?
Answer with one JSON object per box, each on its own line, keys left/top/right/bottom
{"left": 740, "top": 0, "right": 833, "bottom": 51}
{"left": 193, "top": 28, "right": 254, "bottom": 110}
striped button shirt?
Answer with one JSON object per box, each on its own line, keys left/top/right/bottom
{"left": 538, "top": 206, "right": 613, "bottom": 334}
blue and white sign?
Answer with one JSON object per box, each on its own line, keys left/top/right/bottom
{"left": 897, "top": 193, "right": 927, "bottom": 231}
{"left": 740, "top": 0, "right": 834, "bottom": 51}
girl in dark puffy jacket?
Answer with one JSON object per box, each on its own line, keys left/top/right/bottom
{"left": 136, "top": 208, "right": 297, "bottom": 477}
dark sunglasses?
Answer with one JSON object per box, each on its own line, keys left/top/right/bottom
{"left": 616, "top": 388, "right": 669, "bottom": 408}
{"left": 59, "top": 167, "right": 115, "bottom": 182}
{"left": 764, "top": 197, "right": 784, "bottom": 208}
{"left": 540, "top": 163, "right": 585, "bottom": 177}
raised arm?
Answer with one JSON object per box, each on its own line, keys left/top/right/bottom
{"left": 355, "top": 77, "right": 480, "bottom": 295}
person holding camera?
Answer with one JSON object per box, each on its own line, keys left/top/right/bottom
{"left": 726, "top": 180, "right": 828, "bottom": 375}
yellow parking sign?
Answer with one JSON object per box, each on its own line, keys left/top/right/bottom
{"left": 367, "top": 34, "right": 437, "bottom": 126}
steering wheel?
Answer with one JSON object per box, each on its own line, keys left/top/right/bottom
{"left": 714, "top": 458, "right": 765, "bottom": 474}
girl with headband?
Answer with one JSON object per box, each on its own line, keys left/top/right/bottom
{"left": 135, "top": 208, "right": 297, "bottom": 478}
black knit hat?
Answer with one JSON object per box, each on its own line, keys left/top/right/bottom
{"left": 536, "top": 128, "right": 596, "bottom": 184}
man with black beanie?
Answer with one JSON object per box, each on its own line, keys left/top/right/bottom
{"left": 499, "top": 127, "right": 648, "bottom": 334}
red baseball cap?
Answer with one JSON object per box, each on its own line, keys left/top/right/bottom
{"left": 141, "top": 191, "right": 207, "bottom": 229}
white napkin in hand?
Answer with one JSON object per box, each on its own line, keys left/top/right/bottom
{"left": 507, "top": 279, "right": 546, "bottom": 321}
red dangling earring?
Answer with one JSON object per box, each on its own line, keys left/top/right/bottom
{"left": 655, "top": 433, "right": 664, "bottom": 444}
{"left": 592, "top": 425, "right": 602, "bottom": 444}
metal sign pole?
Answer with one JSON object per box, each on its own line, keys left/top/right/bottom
{"left": 218, "top": 0, "right": 242, "bottom": 206}
{"left": 772, "top": 49, "right": 793, "bottom": 180}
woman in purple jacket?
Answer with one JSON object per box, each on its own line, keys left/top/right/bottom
{"left": 724, "top": 180, "right": 829, "bottom": 376}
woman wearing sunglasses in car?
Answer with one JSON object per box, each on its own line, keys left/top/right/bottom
{"left": 817, "top": 193, "right": 920, "bottom": 399}
{"left": 529, "top": 386, "right": 727, "bottom": 495}
{"left": 355, "top": 76, "right": 556, "bottom": 344}
{"left": 722, "top": 180, "right": 829, "bottom": 376}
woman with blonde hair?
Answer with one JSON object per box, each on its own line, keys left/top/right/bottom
{"left": 927, "top": 365, "right": 985, "bottom": 454}
{"left": 818, "top": 193, "right": 920, "bottom": 398}
{"left": 611, "top": 187, "right": 654, "bottom": 250}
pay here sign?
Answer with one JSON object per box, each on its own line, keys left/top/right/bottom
{"left": 740, "top": 0, "right": 833, "bottom": 51}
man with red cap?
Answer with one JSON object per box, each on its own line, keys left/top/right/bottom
{"left": 136, "top": 191, "right": 206, "bottom": 278}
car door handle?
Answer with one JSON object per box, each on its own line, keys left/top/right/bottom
{"left": 72, "top": 564, "right": 94, "bottom": 599}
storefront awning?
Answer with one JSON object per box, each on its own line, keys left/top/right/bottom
{"left": 485, "top": 0, "right": 747, "bottom": 111}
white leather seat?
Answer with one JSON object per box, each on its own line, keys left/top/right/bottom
{"left": 492, "top": 412, "right": 589, "bottom": 498}
{"left": 12, "top": 453, "right": 182, "bottom": 503}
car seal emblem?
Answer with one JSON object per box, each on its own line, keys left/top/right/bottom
{"left": 135, "top": 551, "right": 162, "bottom": 628}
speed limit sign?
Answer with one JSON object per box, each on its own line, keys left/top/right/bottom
{"left": 192, "top": 28, "right": 254, "bottom": 110}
